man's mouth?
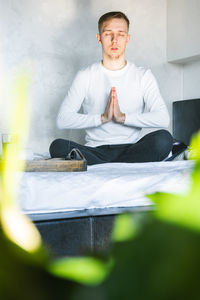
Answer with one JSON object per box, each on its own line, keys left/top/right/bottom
{"left": 111, "top": 47, "right": 118, "bottom": 51}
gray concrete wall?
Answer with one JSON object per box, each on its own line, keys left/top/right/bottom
{"left": 0, "top": 0, "right": 182, "bottom": 153}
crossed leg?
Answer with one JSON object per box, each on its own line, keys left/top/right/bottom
{"left": 116, "top": 130, "right": 173, "bottom": 163}
{"left": 49, "top": 130, "right": 173, "bottom": 165}
{"left": 49, "top": 139, "right": 109, "bottom": 165}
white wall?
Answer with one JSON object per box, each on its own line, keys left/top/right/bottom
{"left": 167, "top": 0, "right": 200, "bottom": 63}
{"left": 182, "top": 60, "right": 200, "bottom": 100}
{"left": 167, "top": 0, "right": 200, "bottom": 106}
{"left": 0, "top": 0, "right": 183, "bottom": 153}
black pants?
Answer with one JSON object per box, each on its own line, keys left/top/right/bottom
{"left": 49, "top": 130, "right": 173, "bottom": 165}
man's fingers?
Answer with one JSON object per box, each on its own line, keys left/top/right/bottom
{"left": 112, "top": 87, "right": 116, "bottom": 95}
{"left": 111, "top": 87, "right": 116, "bottom": 102}
{"left": 110, "top": 91, "right": 114, "bottom": 104}
{"left": 111, "top": 87, "right": 116, "bottom": 94}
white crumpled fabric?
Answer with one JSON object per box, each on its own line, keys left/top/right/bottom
{"left": 18, "top": 160, "right": 194, "bottom": 214}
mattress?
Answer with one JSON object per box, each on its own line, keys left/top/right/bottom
{"left": 18, "top": 160, "right": 193, "bottom": 217}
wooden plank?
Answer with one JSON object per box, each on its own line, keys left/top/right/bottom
{"left": 24, "top": 158, "right": 87, "bottom": 172}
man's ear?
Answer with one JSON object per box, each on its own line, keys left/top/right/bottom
{"left": 96, "top": 33, "right": 102, "bottom": 44}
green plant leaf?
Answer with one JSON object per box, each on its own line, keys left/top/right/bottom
{"left": 112, "top": 214, "right": 137, "bottom": 242}
{"left": 148, "top": 165, "right": 200, "bottom": 232}
{"left": 48, "top": 256, "right": 113, "bottom": 286}
{"left": 188, "top": 130, "right": 200, "bottom": 161}
{"left": 0, "top": 69, "right": 42, "bottom": 254}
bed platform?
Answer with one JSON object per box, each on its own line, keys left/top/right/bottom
{"left": 20, "top": 99, "right": 200, "bottom": 257}
{"left": 21, "top": 160, "right": 193, "bottom": 257}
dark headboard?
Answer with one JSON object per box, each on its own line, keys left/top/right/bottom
{"left": 173, "top": 99, "right": 200, "bottom": 146}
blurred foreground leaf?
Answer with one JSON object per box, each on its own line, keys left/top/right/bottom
{"left": 0, "top": 68, "right": 74, "bottom": 299}
{"left": 49, "top": 256, "right": 113, "bottom": 286}
{"left": 0, "top": 228, "right": 74, "bottom": 300}
{"left": 112, "top": 213, "right": 136, "bottom": 242}
{"left": 148, "top": 137, "right": 200, "bottom": 232}
{"left": 188, "top": 130, "right": 200, "bottom": 161}
{"left": 68, "top": 217, "right": 200, "bottom": 300}
{"left": 1, "top": 206, "right": 42, "bottom": 253}
{"left": 2, "top": 70, "right": 30, "bottom": 203}
{"left": 0, "top": 70, "right": 42, "bottom": 253}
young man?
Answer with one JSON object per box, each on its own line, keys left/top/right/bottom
{"left": 49, "top": 11, "right": 173, "bottom": 165}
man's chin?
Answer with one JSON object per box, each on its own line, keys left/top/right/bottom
{"left": 109, "top": 54, "right": 121, "bottom": 60}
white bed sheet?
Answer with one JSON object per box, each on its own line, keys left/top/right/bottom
{"left": 18, "top": 160, "right": 194, "bottom": 215}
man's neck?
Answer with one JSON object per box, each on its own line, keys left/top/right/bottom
{"left": 101, "top": 57, "right": 127, "bottom": 71}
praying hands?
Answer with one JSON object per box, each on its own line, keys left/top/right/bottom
{"left": 101, "top": 87, "right": 126, "bottom": 124}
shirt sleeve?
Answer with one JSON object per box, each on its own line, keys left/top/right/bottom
{"left": 57, "top": 70, "right": 102, "bottom": 129}
{"left": 124, "top": 69, "right": 170, "bottom": 128}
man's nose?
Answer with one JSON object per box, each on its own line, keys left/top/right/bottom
{"left": 111, "top": 34, "right": 118, "bottom": 42}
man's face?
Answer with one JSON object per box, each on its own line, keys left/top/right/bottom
{"left": 96, "top": 18, "right": 130, "bottom": 60}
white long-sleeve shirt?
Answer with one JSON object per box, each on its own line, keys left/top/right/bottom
{"left": 57, "top": 61, "right": 170, "bottom": 147}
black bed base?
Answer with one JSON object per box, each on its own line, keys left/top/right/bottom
{"left": 31, "top": 206, "right": 152, "bottom": 257}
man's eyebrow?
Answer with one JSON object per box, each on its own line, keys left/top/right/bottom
{"left": 102, "top": 29, "right": 127, "bottom": 33}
